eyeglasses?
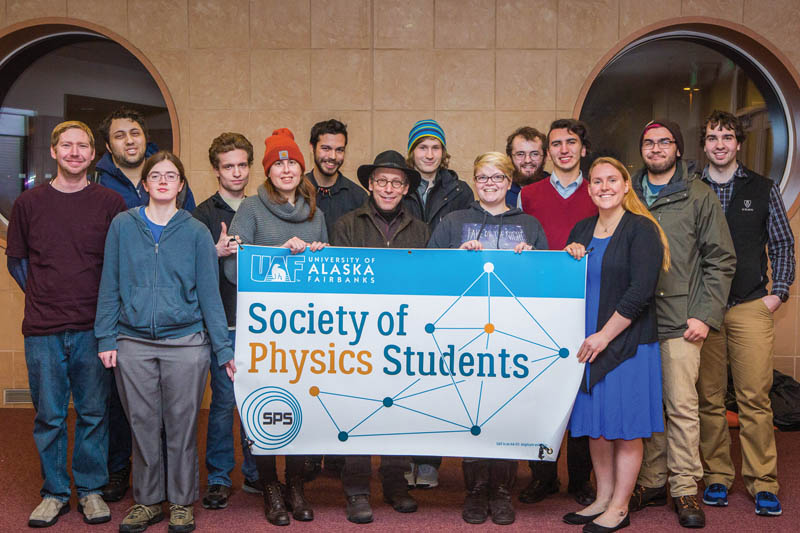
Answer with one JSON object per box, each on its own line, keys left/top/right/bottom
{"left": 371, "top": 177, "right": 407, "bottom": 189}
{"left": 475, "top": 174, "right": 508, "bottom": 184}
{"left": 642, "top": 138, "right": 676, "bottom": 150}
{"left": 146, "top": 171, "right": 180, "bottom": 182}
{"left": 512, "top": 151, "right": 542, "bottom": 161}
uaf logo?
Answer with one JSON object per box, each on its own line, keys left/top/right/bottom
{"left": 251, "top": 255, "right": 305, "bottom": 283}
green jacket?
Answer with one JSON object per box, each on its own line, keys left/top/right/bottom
{"left": 632, "top": 161, "right": 736, "bottom": 340}
{"left": 330, "top": 200, "right": 429, "bottom": 249}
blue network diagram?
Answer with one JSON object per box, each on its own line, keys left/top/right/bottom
{"left": 312, "top": 261, "right": 572, "bottom": 456}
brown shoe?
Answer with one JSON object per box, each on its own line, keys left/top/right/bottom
{"left": 285, "top": 477, "right": 314, "bottom": 521}
{"left": 119, "top": 503, "right": 164, "bottom": 533}
{"left": 462, "top": 461, "right": 489, "bottom": 524}
{"left": 168, "top": 504, "right": 195, "bottom": 533}
{"left": 383, "top": 487, "right": 418, "bottom": 513}
{"left": 674, "top": 495, "right": 705, "bottom": 528}
{"left": 28, "top": 497, "right": 69, "bottom": 528}
{"left": 629, "top": 484, "right": 667, "bottom": 512}
{"left": 263, "top": 482, "right": 290, "bottom": 526}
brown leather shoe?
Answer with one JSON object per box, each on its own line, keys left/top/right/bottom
{"left": 262, "top": 482, "right": 289, "bottom": 526}
{"left": 383, "top": 488, "right": 418, "bottom": 513}
{"left": 285, "top": 478, "right": 314, "bottom": 521}
{"left": 462, "top": 461, "right": 489, "bottom": 524}
{"left": 628, "top": 484, "right": 667, "bottom": 512}
{"left": 119, "top": 503, "right": 164, "bottom": 533}
{"left": 674, "top": 495, "right": 705, "bottom": 528}
{"left": 167, "top": 503, "right": 195, "bottom": 533}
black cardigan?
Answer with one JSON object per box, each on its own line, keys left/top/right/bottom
{"left": 567, "top": 211, "right": 663, "bottom": 392}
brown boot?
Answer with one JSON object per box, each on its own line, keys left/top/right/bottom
{"left": 489, "top": 459, "right": 517, "bottom": 525}
{"left": 262, "top": 482, "right": 289, "bottom": 526}
{"left": 462, "top": 460, "right": 490, "bottom": 524}
{"left": 285, "top": 477, "right": 314, "bottom": 521}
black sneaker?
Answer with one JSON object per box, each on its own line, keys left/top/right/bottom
{"left": 202, "top": 484, "right": 230, "bottom": 510}
{"left": 242, "top": 478, "right": 263, "bottom": 495}
{"left": 518, "top": 478, "right": 559, "bottom": 504}
{"left": 102, "top": 466, "right": 130, "bottom": 502}
{"left": 568, "top": 480, "right": 596, "bottom": 506}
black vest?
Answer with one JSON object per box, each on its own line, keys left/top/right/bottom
{"left": 723, "top": 167, "right": 772, "bottom": 304}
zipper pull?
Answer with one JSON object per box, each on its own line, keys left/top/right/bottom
{"left": 155, "top": 243, "right": 159, "bottom": 254}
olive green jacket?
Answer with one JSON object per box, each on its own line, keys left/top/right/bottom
{"left": 632, "top": 161, "right": 736, "bottom": 340}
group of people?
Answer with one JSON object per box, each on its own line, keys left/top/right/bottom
{"left": 5, "top": 108, "right": 793, "bottom": 533}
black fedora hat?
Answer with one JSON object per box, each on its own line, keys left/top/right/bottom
{"left": 357, "top": 150, "right": 421, "bottom": 191}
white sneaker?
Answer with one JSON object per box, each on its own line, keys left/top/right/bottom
{"left": 404, "top": 462, "right": 416, "bottom": 488}
{"left": 415, "top": 464, "right": 439, "bottom": 488}
{"left": 29, "top": 497, "right": 69, "bottom": 527}
{"left": 78, "top": 493, "right": 111, "bottom": 524}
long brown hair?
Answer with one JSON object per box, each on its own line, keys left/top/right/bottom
{"left": 589, "top": 156, "right": 671, "bottom": 271}
{"left": 263, "top": 172, "right": 317, "bottom": 221}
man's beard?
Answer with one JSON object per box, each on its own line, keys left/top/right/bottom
{"left": 514, "top": 167, "right": 544, "bottom": 186}
{"left": 114, "top": 150, "right": 145, "bottom": 169}
{"left": 644, "top": 153, "right": 677, "bottom": 175}
{"left": 314, "top": 155, "right": 342, "bottom": 177}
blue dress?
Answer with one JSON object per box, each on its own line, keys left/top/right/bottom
{"left": 569, "top": 236, "right": 664, "bottom": 440}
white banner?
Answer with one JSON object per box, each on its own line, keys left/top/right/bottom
{"left": 234, "top": 245, "right": 586, "bottom": 461}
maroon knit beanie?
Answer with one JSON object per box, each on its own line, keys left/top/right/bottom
{"left": 262, "top": 128, "right": 306, "bottom": 173}
{"left": 639, "top": 119, "right": 684, "bottom": 158}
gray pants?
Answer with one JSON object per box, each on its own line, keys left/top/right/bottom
{"left": 115, "top": 333, "right": 211, "bottom": 506}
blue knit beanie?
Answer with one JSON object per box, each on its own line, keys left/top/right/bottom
{"left": 407, "top": 119, "right": 446, "bottom": 154}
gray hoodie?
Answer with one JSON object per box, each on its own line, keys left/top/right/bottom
{"left": 427, "top": 201, "right": 548, "bottom": 250}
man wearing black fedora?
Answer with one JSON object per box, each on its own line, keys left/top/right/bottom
{"left": 330, "top": 150, "right": 430, "bottom": 523}
{"left": 332, "top": 150, "right": 429, "bottom": 248}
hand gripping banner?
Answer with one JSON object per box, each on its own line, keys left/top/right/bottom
{"left": 234, "top": 245, "right": 586, "bottom": 461}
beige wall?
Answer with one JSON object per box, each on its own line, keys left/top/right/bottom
{"left": 2, "top": 0, "right": 800, "bottom": 405}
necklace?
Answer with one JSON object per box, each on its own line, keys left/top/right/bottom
{"left": 598, "top": 212, "right": 623, "bottom": 235}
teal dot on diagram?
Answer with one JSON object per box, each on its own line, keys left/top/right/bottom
{"left": 338, "top": 431, "right": 348, "bottom": 442}
{"left": 382, "top": 397, "right": 393, "bottom": 407}
{"left": 425, "top": 323, "right": 435, "bottom": 333}
{"left": 470, "top": 425, "right": 481, "bottom": 436}
{"left": 559, "top": 348, "right": 569, "bottom": 358}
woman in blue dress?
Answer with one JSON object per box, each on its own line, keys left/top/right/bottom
{"left": 562, "top": 157, "right": 670, "bottom": 533}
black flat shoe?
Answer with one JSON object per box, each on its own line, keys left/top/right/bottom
{"left": 583, "top": 514, "right": 630, "bottom": 533}
{"left": 563, "top": 511, "right": 602, "bottom": 525}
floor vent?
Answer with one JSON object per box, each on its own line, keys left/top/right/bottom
{"left": 4, "top": 389, "right": 32, "bottom": 404}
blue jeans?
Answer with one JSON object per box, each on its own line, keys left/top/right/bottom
{"left": 205, "top": 330, "right": 258, "bottom": 486}
{"left": 25, "top": 330, "right": 110, "bottom": 501}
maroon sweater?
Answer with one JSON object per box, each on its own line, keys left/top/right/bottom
{"left": 520, "top": 178, "right": 598, "bottom": 250}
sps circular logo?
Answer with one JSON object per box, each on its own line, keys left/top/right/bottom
{"left": 241, "top": 386, "right": 302, "bottom": 450}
